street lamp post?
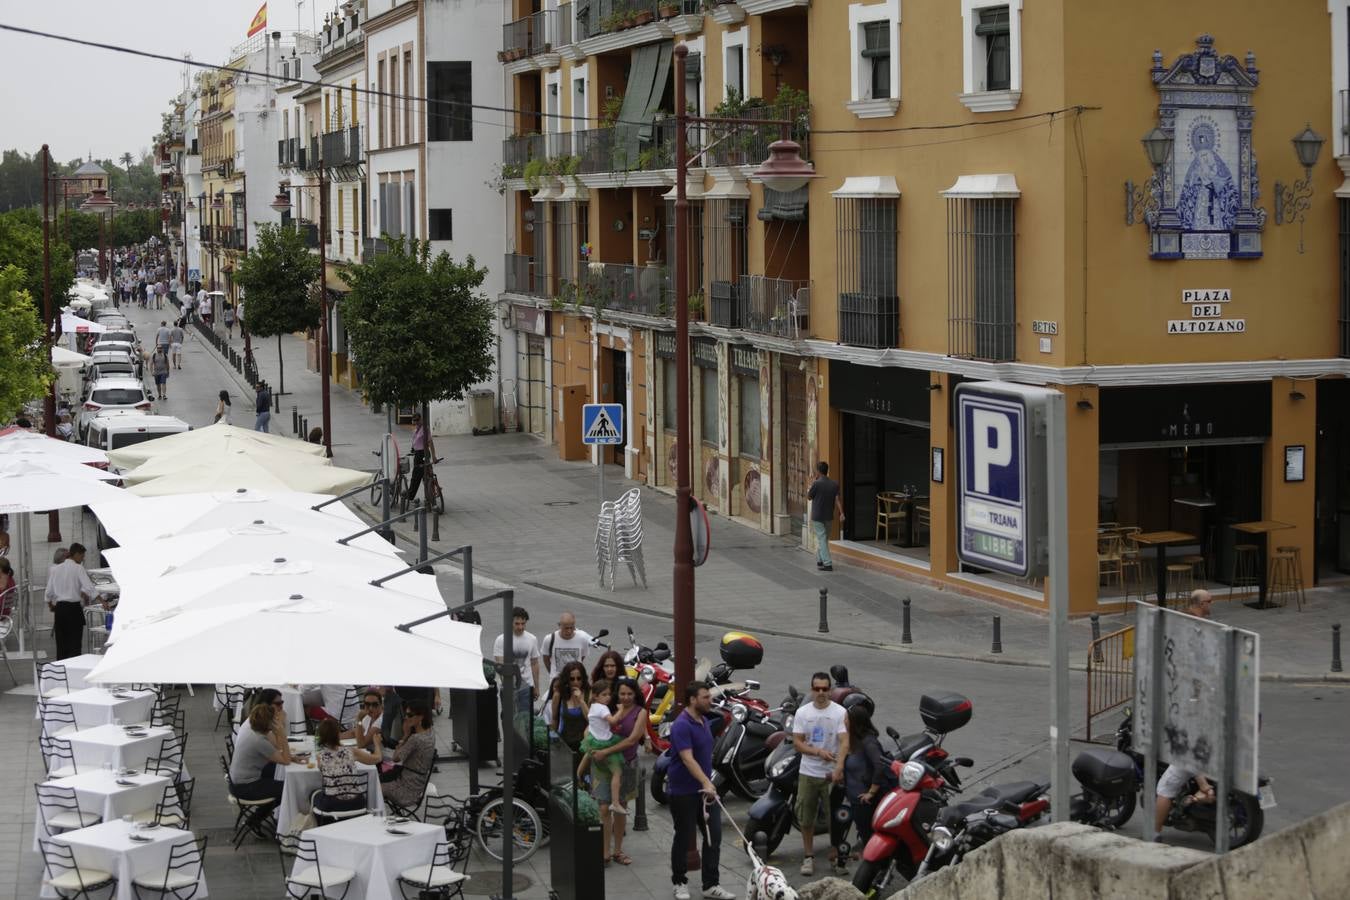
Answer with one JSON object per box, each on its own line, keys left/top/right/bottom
{"left": 41, "top": 146, "right": 61, "bottom": 542}
{"left": 317, "top": 148, "right": 333, "bottom": 457}
{"left": 80, "top": 188, "right": 117, "bottom": 287}
{"left": 211, "top": 189, "right": 224, "bottom": 304}
{"left": 669, "top": 44, "right": 816, "bottom": 695}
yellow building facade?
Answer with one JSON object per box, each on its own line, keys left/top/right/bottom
{"left": 499, "top": 0, "right": 1349, "bottom": 613}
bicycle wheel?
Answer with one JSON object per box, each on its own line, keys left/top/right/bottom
{"left": 475, "top": 796, "right": 543, "bottom": 863}
{"left": 433, "top": 480, "right": 446, "bottom": 515}
{"left": 369, "top": 476, "right": 384, "bottom": 507}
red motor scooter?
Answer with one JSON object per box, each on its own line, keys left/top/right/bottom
{"left": 852, "top": 693, "right": 975, "bottom": 898}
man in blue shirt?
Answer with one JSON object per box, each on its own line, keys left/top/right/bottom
{"left": 667, "top": 682, "right": 735, "bottom": 900}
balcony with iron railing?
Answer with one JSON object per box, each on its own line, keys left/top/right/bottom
{"left": 839, "top": 292, "right": 900, "bottom": 349}
{"left": 320, "top": 126, "right": 362, "bottom": 168}
{"left": 575, "top": 118, "right": 676, "bottom": 174}
{"left": 730, "top": 275, "right": 811, "bottom": 339}
{"left": 502, "top": 133, "right": 547, "bottom": 172}
{"left": 305, "top": 139, "right": 322, "bottom": 172}
{"left": 704, "top": 102, "right": 810, "bottom": 168}
{"left": 295, "top": 221, "right": 319, "bottom": 249}
{"left": 501, "top": 8, "right": 569, "bottom": 60}
{"left": 574, "top": 0, "right": 698, "bottom": 43}
{"left": 362, "top": 236, "right": 391, "bottom": 259}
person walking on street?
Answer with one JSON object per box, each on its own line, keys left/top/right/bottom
{"left": 151, "top": 349, "right": 171, "bottom": 400}
{"left": 223, "top": 301, "right": 235, "bottom": 338}
{"left": 214, "top": 390, "right": 231, "bottom": 424}
{"left": 793, "top": 670, "right": 849, "bottom": 876}
{"left": 492, "top": 606, "right": 542, "bottom": 718}
{"left": 254, "top": 381, "right": 272, "bottom": 432}
{"left": 668, "top": 682, "right": 735, "bottom": 900}
{"left": 541, "top": 611, "right": 594, "bottom": 686}
{"left": 808, "top": 461, "right": 845, "bottom": 572}
{"left": 155, "top": 320, "right": 172, "bottom": 355}
{"left": 403, "top": 413, "right": 435, "bottom": 505}
{"left": 44, "top": 543, "right": 105, "bottom": 660}
{"left": 169, "top": 320, "right": 185, "bottom": 369}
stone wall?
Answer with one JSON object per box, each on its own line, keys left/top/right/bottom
{"left": 891, "top": 801, "right": 1350, "bottom": 900}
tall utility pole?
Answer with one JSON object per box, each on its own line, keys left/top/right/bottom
{"left": 317, "top": 143, "right": 333, "bottom": 456}
{"left": 41, "top": 145, "right": 61, "bottom": 542}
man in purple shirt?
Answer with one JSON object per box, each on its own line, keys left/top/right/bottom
{"left": 667, "top": 682, "right": 735, "bottom": 900}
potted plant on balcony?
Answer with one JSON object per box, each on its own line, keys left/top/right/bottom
{"left": 687, "top": 290, "right": 705, "bottom": 320}
{"left": 632, "top": 5, "right": 656, "bottom": 26}
{"left": 659, "top": 1, "right": 680, "bottom": 18}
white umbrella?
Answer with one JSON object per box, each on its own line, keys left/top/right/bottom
{"left": 119, "top": 442, "right": 335, "bottom": 486}
{"left": 66, "top": 298, "right": 93, "bottom": 312}
{"left": 0, "top": 431, "right": 109, "bottom": 466}
{"left": 106, "top": 422, "right": 325, "bottom": 469}
{"left": 125, "top": 454, "right": 371, "bottom": 497}
{"left": 91, "top": 490, "right": 399, "bottom": 557}
{"left": 52, "top": 345, "right": 91, "bottom": 368}
{"left": 60, "top": 313, "right": 106, "bottom": 334}
{"left": 89, "top": 573, "right": 486, "bottom": 687}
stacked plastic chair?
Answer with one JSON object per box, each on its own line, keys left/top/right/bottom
{"left": 595, "top": 487, "right": 648, "bottom": 592}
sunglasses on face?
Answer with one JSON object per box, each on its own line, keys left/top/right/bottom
{"left": 811, "top": 685, "right": 830, "bottom": 693}
{"left": 363, "top": 701, "right": 381, "bottom": 708}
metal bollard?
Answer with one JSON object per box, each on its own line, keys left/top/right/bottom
{"left": 633, "top": 767, "right": 649, "bottom": 831}
{"left": 1090, "top": 613, "right": 1103, "bottom": 663}
{"left": 300, "top": 417, "right": 307, "bottom": 439}
{"left": 292, "top": 406, "right": 299, "bottom": 434}
{"left": 991, "top": 615, "right": 1003, "bottom": 654}
{"left": 1334, "top": 623, "right": 1343, "bottom": 674}
{"left": 818, "top": 588, "right": 829, "bottom": 633}
{"left": 901, "top": 597, "right": 912, "bottom": 644}
{"left": 274, "top": 391, "right": 280, "bottom": 414}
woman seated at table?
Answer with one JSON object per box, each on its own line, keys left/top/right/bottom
{"left": 228, "top": 703, "right": 292, "bottom": 808}
{"left": 380, "top": 701, "right": 435, "bottom": 811}
{"left": 313, "top": 717, "right": 381, "bottom": 816}
{"left": 249, "top": 688, "right": 292, "bottom": 748}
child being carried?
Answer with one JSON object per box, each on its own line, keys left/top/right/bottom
{"left": 577, "top": 678, "right": 624, "bottom": 804}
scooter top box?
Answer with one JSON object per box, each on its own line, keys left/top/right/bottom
{"left": 1071, "top": 747, "right": 1135, "bottom": 798}
{"left": 720, "top": 631, "right": 764, "bottom": 669}
{"left": 919, "top": 692, "right": 973, "bottom": 734}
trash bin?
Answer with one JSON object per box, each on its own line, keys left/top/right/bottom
{"left": 470, "top": 389, "right": 496, "bottom": 435}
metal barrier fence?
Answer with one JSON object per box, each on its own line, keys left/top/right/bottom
{"left": 1085, "top": 625, "right": 1135, "bottom": 742}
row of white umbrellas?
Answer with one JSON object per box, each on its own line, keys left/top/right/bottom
{"left": 0, "top": 429, "right": 486, "bottom": 688}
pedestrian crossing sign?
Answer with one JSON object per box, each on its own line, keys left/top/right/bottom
{"left": 582, "top": 403, "right": 624, "bottom": 445}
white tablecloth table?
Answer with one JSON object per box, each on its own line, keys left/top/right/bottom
{"left": 65, "top": 725, "right": 173, "bottom": 773}
{"left": 33, "top": 770, "right": 170, "bottom": 849}
{"left": 45, "top": 820, "right": 207, "bottom": 900}
{"left": 275, "top": 755, "right": 383, "bottom": 835}
{"left": 298, "top": 815, "right": 442, "bottom": 900}
{"left": 54, "top": 688, "right": 156, "bottom": 730}
{"left": 41, "top": 654, "right": 105, "bottom": 693}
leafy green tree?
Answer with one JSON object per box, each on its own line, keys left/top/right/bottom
{"left": 0, "top": 265, "right": 53, "bottom": 422}
{"left": 233, "top": 223, "right": 323, "bottom": 392}
{"left": 0, "top": 209, "right": 74, "bottom": 307}
{"left": 340, "top": 239, "right": 495, "bottom": 503}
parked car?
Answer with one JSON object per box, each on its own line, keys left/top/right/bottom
{"left": 83, "top": 411, "right": 190, "bottom": 455}
{"left": 95, "top": 330, "right": 140, "bottom": 351}
{"left": 79, "top": 376, "right": 153, "bottom": 438}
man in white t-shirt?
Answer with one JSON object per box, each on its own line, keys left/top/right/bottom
{"left": 792, "top": 671, "right": 849, "bottom": 876}
{"left": 492, "top": 606, "right": 542, "bottom": 715}
{"left": 541, "top": 611, "right": 593, "bottom": 683}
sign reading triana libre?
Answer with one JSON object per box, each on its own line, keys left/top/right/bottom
{"left": 1168, "top": 287, "right": 1245, "bottom": 334}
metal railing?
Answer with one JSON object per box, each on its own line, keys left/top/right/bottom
{"left": 502, "top": 134, "right": 546, "bottom": 169}
{"left": 504, "top": 253, "right": 536, "bottom": 295}
{"left": 563, "top": 263, "right": 666, "bottom": 316}
{"left": 575, "top": 118, "right": 675, "bottom": 174}
{"left": 305, "top": 139, "right": 321, "bottom": 171}
{"left": 838, "top": 292, "right": 900, "bottom": 349}
{"left": 321, "top": 128, "right": 362, "bottom": 168}
{"left": 295, "top": 222, "right": 319, "bottom": 249}
{"left": 575, "top": 0, "right": 665, "bottom": 41}
{"left": 1085, "top": 625, "right": 1135, "bottom": 742}
{"left": 502, "top": 9, "right": 566, "bottom": 58}
{"left": 362, "top": 236, "right": 391, "bottom": 258}
{"left": 705, "top": 104, "right": 810, "bottom": 168}
{"left": 734, "top": 275, "right": 811, "bottom": 339}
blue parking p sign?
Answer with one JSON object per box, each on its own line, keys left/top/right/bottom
{"left": 581, "top": 403, "right": 624, "bottom": 445}
{"left": 955, "top": 382, "right": 1053, "bottom": 578}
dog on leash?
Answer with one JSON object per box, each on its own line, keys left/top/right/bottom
{"left": 743, "top": 845, "right": 798, "bottom": 900}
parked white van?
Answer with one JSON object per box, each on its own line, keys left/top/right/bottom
{"left": 83, "top": 410, "right": 190, "bottom": 455}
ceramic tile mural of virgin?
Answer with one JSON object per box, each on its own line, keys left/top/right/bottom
{"left": 1178, "top": 117, "right": 1239, "bottom": 231}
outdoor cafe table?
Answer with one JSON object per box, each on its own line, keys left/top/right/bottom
{"left": 274, "top": 747, "right": 383, "bottom": 835}
{"left": 33, "top": 769, "right": 170, "bottom": 849}
{"left": 45, "top": 819, "right": 206, "bottom": 900}
{"left": 40, "top": 654, "right": 106, "bottom": 694}
{"left": 54, "top": 687, "right": 156, "bottom": 730}
{"left": 1132, "top": 531, "right": 1197, "bottom": 607}
{"left": 65, "top": 724, "right": 174, "bottom": 773}
{"left": 1231, "top": 520, "right": 1296, "bottom": 609}
{"left": 299, "top": 814, "right": 443, "bottom": 900}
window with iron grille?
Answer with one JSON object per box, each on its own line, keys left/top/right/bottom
{"left": 708, "top": 199, "right": 748, "bottom": 326}
{"left": 665, "top": 200, "right": 705, "bottom": 307}
{"left": 532, "top": 199, "right": 550, "bottom": 296}
{"left": 835, "top": 197, "right": 899, "bottom": 349}
{"left": 976, "top": 7, "right": 1011, "bottom": 91}
{"left": 947, "top": 197, "right": 1015, "bottom": 361}
{"left": 861, "top": 22, "right": 891, "bottom": 100}
{"left": 663, "top": 358, "right": 677, "bottom": 430}
{"left": 700, "top": 367, "right": 719, "bottom": 445}
{"left": 554, "top": 202, "right": 577, "bottom": 287}
{"left": 737, "top": 374, "right": 761, "bottom": 458}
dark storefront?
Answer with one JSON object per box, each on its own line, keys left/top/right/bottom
{"left": 1098, "top": 382, "right": 1270, "bottom": 583}
{"left": 830, "top": 361, "right": 932, "bottom": 551}
{"left": 1316, "top": 378, "right": 1350, "bottom": 578}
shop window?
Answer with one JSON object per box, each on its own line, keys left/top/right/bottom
{"left": 946, "top": 196, "right": 1016, "bottom": 361}
{"left": 427, "top": 61, "right": 472, "bottom": 141}
{"left": 700, "top": 367, "right": 719, "bottom": 446}
{"left": 959, "top": 0, "right": 1021, "bottom": 112}
{"left": 429, "top": 208, "right": 453, "bottom": 241}
{"left": 835, "top": 194, "right": 899, "bottom": 349}
{"left": 738, "top": 376, "right": 761, "bottom": 458}
{"left": 663, "top": 359, "right": 678, "bottom": 431}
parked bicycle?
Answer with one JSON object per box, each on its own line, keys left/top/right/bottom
{"left": 368, "top": 434, "right": 405, "bottom": 508}
{"left": 399, "top": 452, "right": 445, "bottom": 517}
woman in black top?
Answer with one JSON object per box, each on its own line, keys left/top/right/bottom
{"left": 843, "top": 704, "right": 887, "bottom": 847}
{"left": 549, "top": 661, "right": 590, "bottom": 752}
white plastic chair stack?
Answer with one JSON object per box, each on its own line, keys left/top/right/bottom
{"left": 595, "top": 488, "right": 648, "bottom": 591}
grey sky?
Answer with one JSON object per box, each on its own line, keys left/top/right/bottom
{"left": 0, "top": 1, "right": 319, "bottom": 163}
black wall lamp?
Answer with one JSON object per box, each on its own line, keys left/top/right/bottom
{"left": 1124, "top": 127, "right": 1173, "bottom": 226}
{"left": 1274, "top": 124, "right": 1326, "bottom": 253}
{"left": 1076, "top": 398, "right": 1095, "bottom": 411}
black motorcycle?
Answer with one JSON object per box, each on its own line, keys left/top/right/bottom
{"left": 1070, "top": 707, "right": 1271, "bottom": 848}
{"left": 711, "top": 686, "right": 800, "bottom": 801}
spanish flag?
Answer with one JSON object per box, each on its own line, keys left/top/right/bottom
{"left": 247, "top": 2, "right": 267, "bottom": 37}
